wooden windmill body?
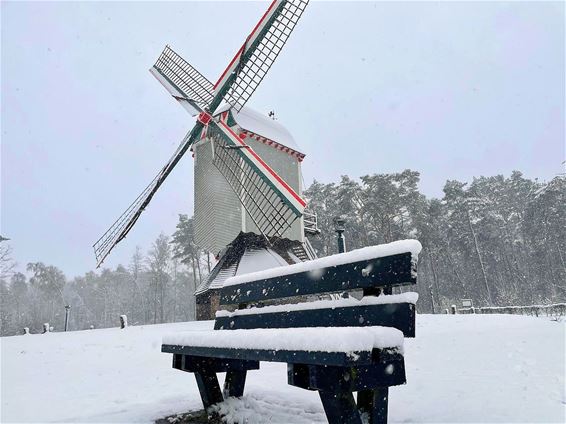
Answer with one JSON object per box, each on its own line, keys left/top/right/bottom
{"left": 193, "top": 106, "right": 306, "bottom": 256}
{"left": 192, "top": 106, "right": 318, "bottom": 319}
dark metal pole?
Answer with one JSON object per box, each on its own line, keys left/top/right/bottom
{"left": 333, "top": 217, "right": 346, "bottom": 254}
{"left": 64, "top": 305, "right": 71, "bottom": 331}
{"left": 333, "top": 217, "right": 348, "bottom": 298}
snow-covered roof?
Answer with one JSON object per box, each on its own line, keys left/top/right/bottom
{"left": 214, "top": 104, "right": 303, "bottom": 154}
{"left": 237, "top": 247, "right": 289, "bottom": 276}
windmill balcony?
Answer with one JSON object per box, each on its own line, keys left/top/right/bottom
{"left": 303, "top": 209, "right": 321, "bottom": 235}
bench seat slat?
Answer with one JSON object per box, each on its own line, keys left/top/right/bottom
{"left": 289, "top": 360, "right": 406, "bottom": 392}
{"left": 162, "top": 326, "right": 404, "bottom": 357}
{"left": 162, "top": 344, "right": 376, "bottom": 366}
{"left": 215, "top": 302, "right": 416, "bottom": 337}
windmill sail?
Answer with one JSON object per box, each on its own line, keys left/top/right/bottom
{"left": 93, "top": 124, "right": 201, "bottom": 267}
{"left": 207, "top": 118, "right": 305, "bottom": 239}
{"left": 214, "top": 0, "right": 309, "bottom": 112}
{"left": 150, "top": 45, "right": 215, "bottom": 115}
{"left": 94, "top": 0, "right": 310, "bottom": 267}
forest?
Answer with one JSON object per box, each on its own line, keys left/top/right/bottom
{"left": 1, "top": 170, "right": 564, "bottom": 336}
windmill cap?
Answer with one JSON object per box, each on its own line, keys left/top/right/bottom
{"left": 214, "top": 105, "right": 303, "bottom": 155}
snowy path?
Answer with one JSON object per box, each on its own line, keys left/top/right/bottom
{"left": 1, "top": 315, "right": 564, "bottom": 423}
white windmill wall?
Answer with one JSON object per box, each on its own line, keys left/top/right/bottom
{"left": 194, "top": 107, "right": 306, "bottom": 255}
{"left": 243, "top": 137, "right": 304, "bottom": 242}
{"left": 193, "top": 138, "right": 243, "bottom": 255}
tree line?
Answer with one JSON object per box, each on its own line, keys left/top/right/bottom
{"left": 0, "top": 218, "right": 207, "bottom": 337}
{"left": 305, "top": 170, "right": 565, "bottom": 313}
{"left": 1, "top": 170, "right": 563, "bottom": 336}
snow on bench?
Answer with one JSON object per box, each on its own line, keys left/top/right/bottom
{"left": 224, "top": 240, "right": 422, "bottom": 287}
{"left": 163, "top": 326, "right": 404, "bottom": 354}
{"left": 220, "top": 240, "right": 422, "bottom": 305}
{"left": 215, "top": 292, "right": 419, "bottom": 318}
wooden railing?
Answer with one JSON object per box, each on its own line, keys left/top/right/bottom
{"left": 457, "top": 303, "right": 566, "bottom": 318}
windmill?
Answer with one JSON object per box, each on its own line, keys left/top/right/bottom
{"left": 93, "top": 0, "right": 317, "bottom": 317}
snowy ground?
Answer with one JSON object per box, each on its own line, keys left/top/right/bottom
{"left": 1, "top": 315, "right": 564, "bottom": 423}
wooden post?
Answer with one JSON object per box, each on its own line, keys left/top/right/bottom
{"left": 120, "top": 315, "right": 128, "bottom": 329}
{"left": 358, "top": 388, "right": 388, "bottom": 424}
{"left": 223, "top": 370, "right": 247, "bottom": 398}
{"left": 450, "top": 305, "right": 457, "bottom": 315}
{"left": 319, "top": 391, "right": 362, "bottom": 424}
{"left": 42, "top": 323, "right": 50, "bottom": 334}
{"left": 194, "top": 369, "right": 224, "bottom": 409}
{"left": 64, "top": 305, "right": 71, "bottom": 331}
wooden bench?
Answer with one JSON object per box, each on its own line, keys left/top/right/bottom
{"left": 162, "top": 240, "right": 422, "bottom": 424}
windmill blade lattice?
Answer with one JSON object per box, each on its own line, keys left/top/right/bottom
{"left": 208, "top": 120, "right": 304, "bottom": 239}
{"left": 93, "top": 126, "right": 200, "bottom": 267}
{"left": 217, "top": 0, "right": 309, "bottom": 112}
{"left": 93, "top": 173, "right": 158, "bottom": 267}
{"left": 153, "top": 45, "right": 215, "bottom": 107}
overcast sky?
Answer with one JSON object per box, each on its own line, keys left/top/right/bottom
{"left": 2, "top": 1, "right": 564, "bottom": 278}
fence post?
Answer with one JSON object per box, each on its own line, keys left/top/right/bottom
{"left": 22, "top": 327, "right": 30, "bottom": 335}
{"left": 120, "top": 315, "right": 128, "bottom": 329}
{"left": 42, "top": 323, "right": 50, "bottom": 334}
{"left": 450, "top": 305, "right": 457, "bottom": 315}
{"left": 64, "top": 305, "right": 71, "bottom": 331}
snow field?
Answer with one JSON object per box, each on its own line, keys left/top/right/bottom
{"left": 1, "top": 314, "right": 564, "bottom": 423}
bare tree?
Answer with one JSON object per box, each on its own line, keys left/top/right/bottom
{"left": 147, "top": 234, "right": 171, "bottom": 324}
{"left": 0, "top": 244, "right": 16, "bottom": 280}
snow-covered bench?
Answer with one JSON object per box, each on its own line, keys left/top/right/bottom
{"left": 162, "top": 240, "right": 422, "bottom": 424}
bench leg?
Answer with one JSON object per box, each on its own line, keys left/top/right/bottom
{"left": 357, "top": 388, "right": 388, "bottom": 424}
{"left": 319, "top": 391, "right": 362, "bottom": 424}
{"left": 194, "top": 369, "right": 223, "bottom": 409}
{"left": 223, "top": 370, "right": 247, "bottom": 398}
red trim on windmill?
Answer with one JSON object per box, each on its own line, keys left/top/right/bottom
{"left": 213, "top": 0, "right": 278, "bottom": 90}
{"left": 219, "top": 120, "right": 306, "bottom": 208}
{"left": 241, "top": 130, "right": 306, "bottom": 162}
{"left": 214, "top": 44, "right": 245, "bottom": 91}
{"left": 197, "top": 111, "right": 212, "bottom": 125}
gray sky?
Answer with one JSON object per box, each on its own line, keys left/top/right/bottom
{"left": 2, "top": 1, "right": 564, "bottom": 278}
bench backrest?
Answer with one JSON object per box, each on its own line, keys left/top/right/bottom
{"left": 214, "top": 240, "right": 421, "bottom": 337}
